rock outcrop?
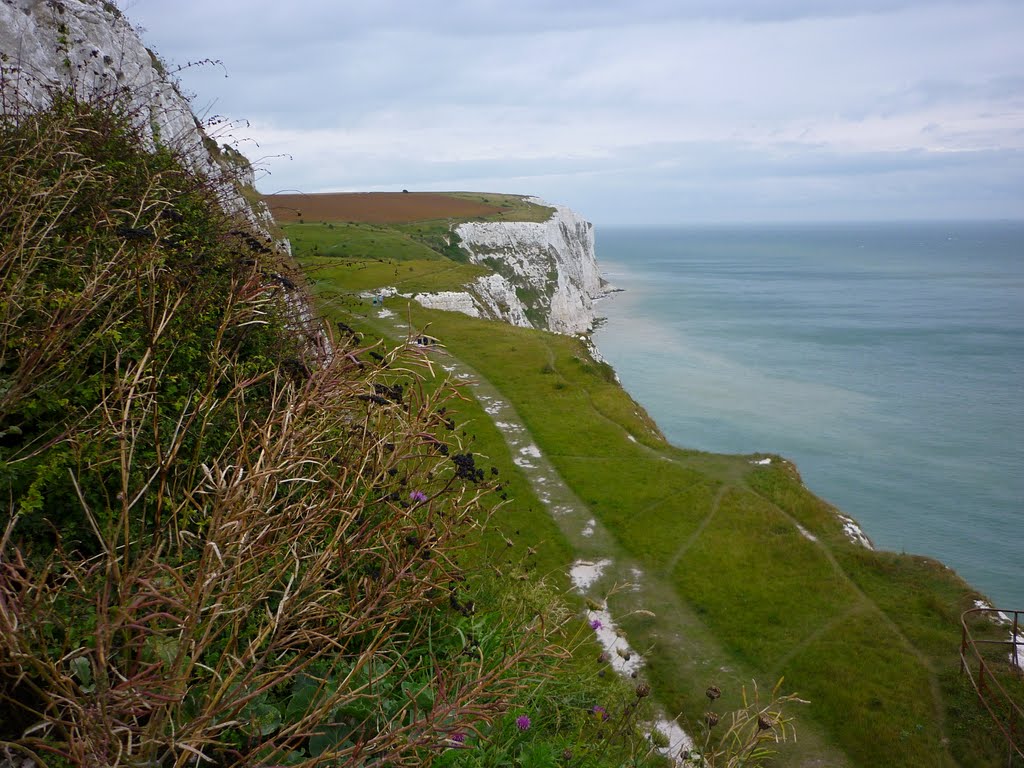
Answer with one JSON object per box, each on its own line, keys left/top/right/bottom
{"left": 0, "top": 0, "right": 274, "bottom": 239}
{"left": 415, "top": 200, "right": 607, "bottom": 335}
{"left": 0, "top": 0, "right": 330, "bottom": 355}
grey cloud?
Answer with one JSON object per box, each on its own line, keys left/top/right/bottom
{"left": 132, "top": 0, "right": 1010, "bottom": 44}
{"left": 124, "top": 0, "right": 1024, "bottom": 224}
{"left": 868, "top": 76, "right": 1024, "bottom": 116}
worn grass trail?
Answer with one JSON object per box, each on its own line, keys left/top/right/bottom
{"left": 431, "top": 308, "right": 984, "bottom": 765}
{"left": 298, "top": 254, "right": 991, "bottom": 765}
{"left": 350, "top": 305, "right": 850, "bottom": 767}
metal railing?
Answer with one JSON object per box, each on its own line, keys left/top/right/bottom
{"left": 960, "top": 607, "right": 1024, "bottom": 766}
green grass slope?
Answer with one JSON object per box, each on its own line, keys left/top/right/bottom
{"left": 289, "top": 210, "right": 1019, "bottom": 768}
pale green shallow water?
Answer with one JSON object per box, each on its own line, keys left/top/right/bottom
{"left": 593, "top": 221, "right": 1024, "bottom": 609}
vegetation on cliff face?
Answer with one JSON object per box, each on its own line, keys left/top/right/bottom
{"left": 0, "top": 93, "right": 671, "bottom": 767}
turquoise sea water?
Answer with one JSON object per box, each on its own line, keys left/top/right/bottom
{"left": 592, "top": 222, "right": 1024, "bottom": 609}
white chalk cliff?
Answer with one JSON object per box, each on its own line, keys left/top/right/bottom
{"left": 0, "top": 0, "right": 275, "bottom": 240}
{"left": 415, "top": 200, "right": 607, "bottom": 335}
{"left": 0, "top": 0, "right": 334, "bottom": 355}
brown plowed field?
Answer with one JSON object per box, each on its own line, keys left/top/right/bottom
{"left": 262, "top": 192, "right": 506, "bottom": 224}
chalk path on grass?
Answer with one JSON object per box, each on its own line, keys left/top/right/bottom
{"left": 376, "top": 313, "right": 694, "bottom": 762}
{"left": 365, "top": 308, "right": 849, "bottom": 768}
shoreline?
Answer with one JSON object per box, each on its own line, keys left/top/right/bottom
{"left": 589, "top": 276, "right": 880, "bottom": 555}
{"left": 589, "top": 226, "right": 1022, "bottom": 611}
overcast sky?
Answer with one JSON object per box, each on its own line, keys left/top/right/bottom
{"left": 125, "top": 0, "right": 1023, "bottom": 225}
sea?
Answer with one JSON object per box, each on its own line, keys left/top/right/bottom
{"left": 592, "top": 221, "right": 1024, "bottom": 610}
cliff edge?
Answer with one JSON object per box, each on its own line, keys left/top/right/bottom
{"left": 415, "top": 199, "right": 607, "bottom": 335}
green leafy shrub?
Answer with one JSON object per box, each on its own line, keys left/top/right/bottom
{"left": 0, "top": 89, "right": 291, "bottom": 554}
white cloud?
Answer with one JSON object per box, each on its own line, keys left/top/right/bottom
{"left": 126, "top": 0, "right": 1024, "bottom": 223}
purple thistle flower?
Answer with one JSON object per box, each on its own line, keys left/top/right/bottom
{"left": 592, "top": 705, "right": 609, "bottom": 721}
{"left": 450, "top": 732, "right": 466, "bottom": 745}
{"left": 515, "top": 715, "right": 531, "bottom": 731}
{"left": 409, "top": 490, "right": 428, "bottom": 503}
{"left": 590, "top": 618, "right": 603, "bottom": 630}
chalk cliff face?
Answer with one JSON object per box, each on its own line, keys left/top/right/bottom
{"left": 417, "top": 200, "right": 607, "bottom": 335}
{"left": 0, "top": 0, "right": 332, "bottom": 357}
{"left": 0, "top": 0, "right": 275, "bottom": 239}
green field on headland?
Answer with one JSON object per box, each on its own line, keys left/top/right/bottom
{"left": 284, "top": 198, "right": 1021, "bottom": 768}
